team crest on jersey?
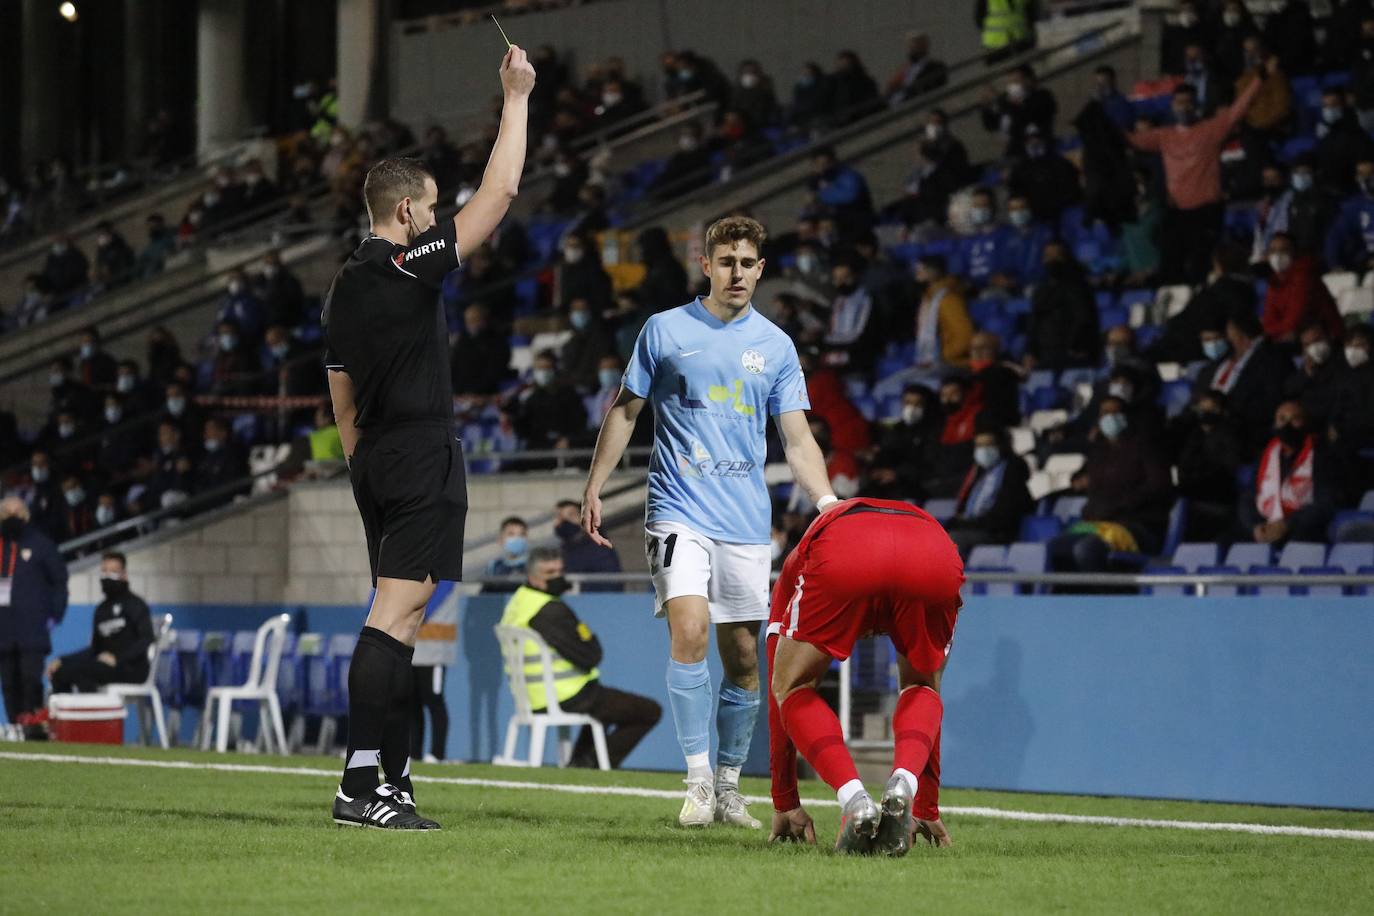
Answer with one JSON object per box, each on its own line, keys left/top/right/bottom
{"left": 741, "top": 349, "right": 765, "bottom": 374}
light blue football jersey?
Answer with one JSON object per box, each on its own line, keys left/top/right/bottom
{"left": 623, "top": 297, "right": 810, "bottom": 544}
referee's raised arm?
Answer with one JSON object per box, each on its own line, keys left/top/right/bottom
{"left": 452, "top": 46, "right": 537, "bottom": 259}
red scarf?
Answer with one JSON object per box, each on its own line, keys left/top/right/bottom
{"left": 1256, "top": 435, "right": 1314, "bottom": 522}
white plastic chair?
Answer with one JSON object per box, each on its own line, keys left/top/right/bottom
{"left": 200, "top": 614, "right": 290, "bottom": 754}
{"left": 491, "top": 625, "right": 609, "bottom": 771}
{"left": 105, "top": 613, "right": 174, "bottom": 749}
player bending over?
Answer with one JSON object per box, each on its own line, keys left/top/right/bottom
{"left": 580, "top": 216, "right": 838, "bottom": 828}
{"left": 767, "top": 498, "right": 963, "bottom": 855}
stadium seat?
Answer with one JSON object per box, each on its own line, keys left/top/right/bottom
{"left": 1360, "top": 490, "right": 1374, "bottom": 512}
{"left": 1323, "top": 272, "right": 1358, "bottom": 300}
{"left": 1277, "top": 542, "right": 1326, "bottom": 570}
{"left": 1172, "top": 542, "right": 1219, "bottom": 573}
{"left": 1156, "top": 362, "right": 1182, "bottom": 382}
{"left": 1118, "top": 288, "right": 1154, "bottom": 310}
{"left": 1159, "top": 379, "right": 1193, "bottom": 417}
{"left": 1337, "top": 286, "right": 1374, "bottom": 318}
{"left": 1328, "top": 543, "right": 1374, "bottom": 573}
{"left": 1043, "top": 453, "right": 1085, "bottom": 491}
{"left": 1029, "top": 386, "right": 1069, "bottom": 411}
{"left": 1155, "top": 285, "right": 1193, "bottom": 319}
{"left": 1057, "top": 368, "right": 1096, "bottom": 390}
{"left": 1225, "top": 543, "right": 1272, "bottom": 569}
{"left": 965, "top": 565, "right": 1016, "bottom": 596}
{"left": 1051, "top": 495, "right": 1087, "bottom": 522}
{"left": 1010, "top": 426, "right": 1035, "bottom": 456}
{"left": 1099, "top": 306, "right": 1128, "bottom": 330}
{"left": 965, "top": 546, "right": 1012, "bottom": 595}
{"left": 1142, "top": 565, "right": 1188, "bottom": 596}
{"left": 1025, "top": 369, "right": 1057, "bottom": 391}
{"left": 922, "top": 498, "right": 957, "bottom": 522}
{"left": 1020, "top": 515, "right": 1063, "bottom": 543}
{"left": 104, "top": 614, "right": 174, "bottom": 749}
{"left": 1296, "top": 566, "right": 1344, "bottom": 597}
{"left": 1004, "top": 297, "right": 1031, "bottom": 315}
{"left": 1197, "top": 565, "right": 1241, "bottom": 596}
{"left": 200, "top": 614, "right": 290, "bottom": 755}
{"left": 1006, "top": 542, "right": 1048, "bottom": 594}
{"left": 1353, "top": 566, "right": 1374, "bottom": 596}
{"left": 1246, "top": 566, "right": 1291, "bottom": 596}
{"left": 493, "top": 625, "right": 610, "bottom": 770}
{"left": 1026, "top": 471, "right": 1053, "bottom": 501}
{"left": 968, "top": 545, "right": 1007, "bottom": 568}
{"left": 1029, "top": 409, "right": 1068, "bottom": 433}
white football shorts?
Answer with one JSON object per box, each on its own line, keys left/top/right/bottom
{"left": 644, "top": 520, "right": 771, "bottom": 624}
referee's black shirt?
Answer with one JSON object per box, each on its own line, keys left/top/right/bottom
{"left": 322, "top": 220, "right": 462, "bottom": 429}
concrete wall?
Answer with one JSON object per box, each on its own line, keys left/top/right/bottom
{"left": 391, "top": 0, "right": 985, "bottom": 129}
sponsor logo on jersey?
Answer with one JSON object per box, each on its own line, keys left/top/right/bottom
{"left": 709, "top": 459, "right": 755, "bottom": 479}
{"left": 741, "top": 349, "right": 766, "bottom": 374}
{"left": 708, "top": 379, "right": 755, "bottom": 417}
{"left": 677, "top": 441, "right": 713, "bottom": 479}
{"left": 405, "top": 238, "right": 447, "bottom": 260}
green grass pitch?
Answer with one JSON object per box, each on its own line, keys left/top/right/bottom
{"left": 1, "top": 743, "right": 1371, "bottom": 915}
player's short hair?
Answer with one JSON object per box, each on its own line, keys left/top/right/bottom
{"left": 704, "top": 216, "right": 767, "bottom": 258}
{"left": 101, "top": 551, "right": 127, "bottom": 569}
{"left": 362, "top": 157, "right": 435, "bottom": 224}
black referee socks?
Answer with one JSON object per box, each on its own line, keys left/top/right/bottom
{"left": 341, "top": 626, "right": 414, "bottom": 799}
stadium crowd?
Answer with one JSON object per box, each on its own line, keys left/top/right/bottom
{"left": 2, "top": 9, "right": 1373, "bottom": 582}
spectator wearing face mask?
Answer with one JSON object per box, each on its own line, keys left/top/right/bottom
{"left": 885, "top": 32, "right": 948, "bottom": 106}
{"left": 1261, "top": 233, "right": 1342, "bottom": 345}
{"left": 1282, "top": 323, "right": 1349, "bottom": 432}
{"left": 70, "top": 325, "right": 117, "bottom": 392}
{"left": 42, "top": 234, "right": 89, "bottom": 299}
{"left": 46, "top": 551, "right": 150, "bottom": 699}
{"left": 884, "top": 109, "right": 975, "bottom": 230}
{"left": 1195, "top": 312, "right": 1287, "bottom": 449}
{"left": 514, "top": 351, "right": 588, "bottom": 457}
{"left": 1330, "top": 324, "right": 1374, "bottom": 459}
{"left": 1256, "top": 157, "right": 1338, "bottom": 258}
{"left": 588, "top": 355, "right": 647, "bottom": 446}
{"left": 158, "top": 382, "right": 203, "bottom": 448}
{"left": 238, "top": 158, "right": 279, "bottom": 211}
{"left": 193, "top": 417, "right": 248, "bottom": 498}
{"left": 96, "top": 395, "right": 144, "bottom": 482}
{"left": 954, "top": 187, "right": 1015, "bottom": 289}
{"left": 798, "top": 346, "right": 871, "bottom": 456}
{"left": 1127, "top": 76, "right": 1263, "bottom": 284}
{"left": 1048, "top": 397, "right": 1172, "bottom": 572}
{"left": 556, "top": 232, "right": 614, "bottom": 313}
{"left": 980, "top": 65, "right": 1057, "bottom": 159}
{"left": 560, "top": 298, "right": 613, "bottom": 392}
{"left": 1152, "top": 240, "right": 1253, "bottom": 364}
{"left": 111, "top": 360, "right": 155, "bottom": 417}
{"left": 1239, "top": 400, "right": 1336, "bottom": 545}
{"left": 1178, "top": 44, "right": 1231, "bottom": 117}
{"left": 254, "top": 251, "right": 305, "bottom": 329}
{"left": 865, "top": 385, "right": 942, "bottom": 501}
{"left": 1023, "top": 241, "right": 1099, "bottom": 372}
{"left": 205, "top": 319, "right": 256, "bottom": 397}
{"left": 215, "top": 270, "right": 265, "bottom": 345}
{"left": 874, "top": 255, "right": 971, "bottom": 399}
{"left": 808, "top": 146, "right": 874, "bottom": 240}
{"left": 146, "top": 326, "right": 185, "bottom": 388}
{"left": 1214, "top": 0, "right": 1259, "bottom": 82}
{"left": 827, "top": 50, "right": 881, "bottom": 125}
{"left": 553, "top": 499, "right": 622, "bottom": 591}
{"left": 93, "top": 492, "right": 123, "bottom": 533}
{"left": 1174, "top": 391, "right": 1245, "bottom": 541}
{"left": 137, "top": 213, "right": 175, "bottom": 279}
{"left": 46, "top": 355, "right": 99, "bottom": 425}
{"left": 484, "top": 516, "right": 531, "bottom": 593}
{"left": 22, "top": 450, "right": 64, "bottom": 540}
{"left": 946, "top": 424, "right": 1033, "bottom": 556}
{"left": 1089, "top": 65, "right": 1133, "bottom": 132}
{"left": 732, "top": 59, "right": 779, "bottom": 129}
{"left": 930, "top": 377, "right": 980, "bottom": 497}
{"left": 59, "top": 474, "right": 94, "bottom": 541}
{"left": 43, "top": 410, "right": 90, "bottom": 467}
{"left": 451, "top": 304, "right": 512, "bottom": 398}
{"left": 790, "top": 62, "right": 834, "bottom": 134}
{"left": 1007, "top": 125, "right": 1082, "bottom": 223}
{"left": 91, "top": 221, "right": 135, "bottom": 290}
{"left": 1315, "top": 93, "right": 1374, "bottom": 196}
{"left": 1325, "top": 158, "right": 1374, "bottom": 272}
{"left": 145, "top": 421, "right": 192, "bottom": 510}
{"left": 822, "top": 257, "right": 878, "bottom": 372}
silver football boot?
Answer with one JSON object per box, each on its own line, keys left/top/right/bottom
{"left": 713, "top": 781, "right": 762, "bottom": 829}
{"left": 873, "top": 773, "right": 915, "bottom": 857}
{"left": 833, "top": 791, "right": 881, "bottom": 855}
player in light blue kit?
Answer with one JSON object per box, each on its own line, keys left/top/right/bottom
{"left": 580, "top": 217, "right": 840, "bottom": 828}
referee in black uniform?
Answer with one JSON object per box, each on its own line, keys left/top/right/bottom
{"left": 325, "top": 45, "right": 535, "bottom": 831}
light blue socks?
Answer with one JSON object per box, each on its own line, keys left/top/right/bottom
{"left": 667, "top": 658, "right": 713, "bottom": 774}
{"left": 715, "top": 678, "right": 760, "bottom": 769}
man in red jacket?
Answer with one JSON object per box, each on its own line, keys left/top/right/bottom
{"left": 766, "top": 498, "right": 964, "bottom": 856}
{"left": 1261, "top": 233, "right": 1343, "bottom": 344}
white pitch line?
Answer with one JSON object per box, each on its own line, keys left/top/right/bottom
{"left": 3, "top": 751, "right": 1372, "bottom": 843}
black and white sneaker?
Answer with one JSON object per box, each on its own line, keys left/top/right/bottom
{"left": 332, "top": 784, "right": 441, "bottom": 830}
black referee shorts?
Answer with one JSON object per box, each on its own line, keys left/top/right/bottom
{"left": 348, "top": 420, "right": 468, "bottom": 586}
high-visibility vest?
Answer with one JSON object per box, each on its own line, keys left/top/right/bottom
{"left": 499, "top": 586, "right": 598, "bottom": 710}
{"left": 308, "top": 425, "right": 344, "bottom": 461}
{"left": 310, "top": 92, "right": 340, "bottom": 144}
{"left": 982, "top": 0, "right": 1030, "bottom": 50}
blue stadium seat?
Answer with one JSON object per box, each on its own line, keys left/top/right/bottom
{"left": 229, "top": 630, "right": 258, "bottom": 685}
{"left": 1328, "top": 510, "right": 1374, "bottom": 542}
{"left": 853, "top": 395, "right": 878, "bottom": 421}
{"left": 1007, "top": 542, "right": 1048, "bottom": 594}
{"left": 1159, "top": 379, "right": 1193, "bottom": 417}
{"left": 1051, "top": 495, "right": 1087, "bottom": 522}
{"left": 1099, "top": 306, "right": 1128, "bottom": 329}
{"left": 967, "top": 545, "right": 1007, "bottom": 568}
{"left": 970, "top": 298, "right": 1003, "bottom": 327}
{"left": 1058, "top": 368, "right": 1096, "bottom": 390}
{"left": 1019, "top": 515, "right": 1063, "bottom": 543}
{"left": 1353, "top": 566, "right": 1374, "bottom": 596}
{"left": 922, "top": 498, "right": 957, "bottom": 523}
{"left": 1025, "top": 369, "right": 1056, "bottom": 391}
{"left": 1226, "top": 543, "right": 1272, "bottom": 569}
{"left": 1135, "top": 324, "right": 1163, "bottom": 350}
{"left": 1197, "top": 565, "right": 1241, "bottom": 596}
{"left": 173, "top": 630, "right": 206, "bottom": 711}
{"left": 1029, "top": 386, "right": 1069, "bottom": 411}
{"left": 1246, "top": 565, "right": 1291, "bottom": 596}
{"left": 1110, "top": 499, "right": 1188, "bottom": 571}
{"left": 1360, "top": 490, "right": 1374, "bottom": 512}
{"left": 1004, "top": 297, "right": 1031, "bottom": 315}
{"left": 1278, "top": 136, "right": 1316, "bottom": 164}
{"left": 1278, "top": 542, "right": 1326, "bottom": 570}
{"left": 1171, "top": 542, "right": 1219, "bottom": 573}
{"left": 1142, "top": 565, "right": 1188, "bottom": 596}
{"left": 1296, "top": 566, "right": 1345, "bottom": 597}
{"left": 966, "top": 565, "right": 1016, "bottom": 596}
{"left": 1094, "top": 290, "right": 1116, "bottom": 311}
{"left": 201, "top": 632, "right": 234, "bottom": 689}
{"left": 1328, "top": 543, "right": 1374, "bottom": 574}
{"left": 1118, "top": 289, "right": 1154, "bottom": 310}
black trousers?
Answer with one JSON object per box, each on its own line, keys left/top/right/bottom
{"left": 410, "top": 665, "right": 450, "bottom": 760}
{"left": 50, "top": 648, "right": 146, "bottom": 694}
{"left": 1161, "top": 202, "right": 1223, "bottom": 285}
{"left": 561, "top": 683, "right": 662, "bottom": 769}
{"left": 0, "top": 648, "right": 45, "bottom": 721}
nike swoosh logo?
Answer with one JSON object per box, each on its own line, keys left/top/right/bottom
{"left": 679, "top": 350, "right": 703, "bottom": 357}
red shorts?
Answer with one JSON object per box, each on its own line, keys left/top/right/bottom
{"left": 767, "top": 508, "right": 964, "bottom": 673}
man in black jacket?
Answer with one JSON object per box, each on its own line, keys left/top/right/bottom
{"left": 0, "top": 498, "right": 69, "bottom": 728}
{"left": 1194, "top": 311, "right": 1287, "bottom": 449}
{"left": 499, "top": 548, "right": 660, "bottom": 768}
{"left": 48, "top": 551, "right": 153, "bottom": 694}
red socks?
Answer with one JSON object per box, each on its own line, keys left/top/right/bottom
{"left": 893, "top": 686, "right": 943, "bottom": 819}
{"left": 779, "top": 688, "right": 860, "bottom": 793}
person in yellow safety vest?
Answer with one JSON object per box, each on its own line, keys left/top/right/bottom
{"left": 308, "top": 405, "right": 345, "bottom": 462}
{"left": 976, "top": 0, "right": 1036, "bottom": 63}
{"left": 499, "top": 547, "right": 662, "bottom": 768}
{"left": 308, "top": 81, "right": 340, "bottom": 145}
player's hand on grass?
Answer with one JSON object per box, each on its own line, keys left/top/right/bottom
{"left": 768, "top": 806, "right": 817, "bottom": 844}
{"left": 581, "top": 490, "right": 613, "bottom": 549}
{"left": 915, "top": 817, "right": 953, "bottom": 848}
{"left": 500, "top": 46, "right": 537, "bottom": 99}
